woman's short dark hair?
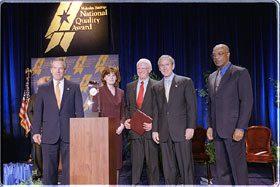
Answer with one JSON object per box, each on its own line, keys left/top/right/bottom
{"left": 101, "top": 66, "right": 121, "bottom": 87}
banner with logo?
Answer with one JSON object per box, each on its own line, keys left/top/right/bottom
{"left": 44, "top": 2, "right": 109, "bottom": 56}
{"left": 31, "top": 55, "right": 118, "bottom": 114}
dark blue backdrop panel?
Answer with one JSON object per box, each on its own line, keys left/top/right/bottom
{"left": 111, "top": 3, "right": 278, "bottom": 140}
{"left": 1, "top": 3, "right": 278, "bottom": 162}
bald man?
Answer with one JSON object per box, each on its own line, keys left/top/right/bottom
{"left": 207, "top": 44, "right": 253, "bottom": 185}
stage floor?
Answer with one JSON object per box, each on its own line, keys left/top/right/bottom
{"left": 119, "top": 160, "right": 276, "bottom": 185}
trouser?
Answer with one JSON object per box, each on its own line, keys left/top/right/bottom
{"left": 160, "top": 137, "right": 194, "bottom": 184}
{"left": 41, "top": 139, "right": 69, "bottom": 185}
{"left": 131, "top": 137, "right": 160, "bottom": 184}
{"left": 214, "top": 136, "right": 248, "bottom": 185}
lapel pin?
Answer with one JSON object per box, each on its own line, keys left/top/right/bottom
{"left": 175, "top": 85, "right": 178, "bottom": 88}
{"left": 67, "top": 87, "right": 70, "bottom": 91}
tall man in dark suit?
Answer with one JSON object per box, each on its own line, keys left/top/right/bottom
{"left": 152, "top": 55, "right": 197, "bottom": 184}
{"left": 207, "top": 44, "right": 253, "bottom": 185}
{"left": 32, "top": 58, "right": 84, "bottom": 185}
{"left": 124, "top": 58, "right": 160, "bottom": 184}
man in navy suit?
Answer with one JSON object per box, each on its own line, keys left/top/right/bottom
{"left": 207, "top": 44, "right": 253, "bottom": 185}
{"left": 32, "top": 58, "right": 84, "bottom": 184}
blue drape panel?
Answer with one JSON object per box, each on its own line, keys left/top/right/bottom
{"left": 111, "top": 3, "right": 277, "bottom": 140}
{"left": 1, "top": 3, "right": 277, "bottom": 162}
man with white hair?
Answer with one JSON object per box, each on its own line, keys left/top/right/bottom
{"left": 125, "top": 58, "right": 159, "bottom": 184}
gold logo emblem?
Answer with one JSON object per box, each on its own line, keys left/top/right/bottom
{"left": 45, "top": 2, "right": 83, "bottom": 53}
{"left": 45, "top": 3, "right": 108, "bottom": 54}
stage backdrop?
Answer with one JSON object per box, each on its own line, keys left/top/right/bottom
{"left": 31, "top": 55, "right": 118, "bottom": 115}
{"left": 1, "top": 3, "right": 278, "bottom": 163}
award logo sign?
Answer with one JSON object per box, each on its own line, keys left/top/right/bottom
{"left": 44, "top": 2, "right": 109, "bottom": 56}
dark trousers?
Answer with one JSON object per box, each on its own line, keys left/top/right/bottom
{"left": 131, "top": 137, "right": 160, "bottom": 184}
{"left": 214, "top": 136, "right": 248, "bottom": 185}
{"left": 41, "top": 139, "right": 69, "bottom": 185}
{"left": 32, "top": 143, "right": 43, "bottom": 177}
{"left": 160, "top": 137, "right": 194, "bottom": 184}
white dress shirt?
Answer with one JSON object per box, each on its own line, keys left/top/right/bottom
{"left": 164, "top": 73, "right": 175, "bottom": 102}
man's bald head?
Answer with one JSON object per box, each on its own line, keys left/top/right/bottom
{"left": 213, "top": 44, "right": 230, "bottom": 53}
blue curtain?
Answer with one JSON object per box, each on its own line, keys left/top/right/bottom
{"left": 1, "top": 3, "right": 277, "bottom": 162}
{"left": 110, "top": 3, "right": 278, "bottom": 140}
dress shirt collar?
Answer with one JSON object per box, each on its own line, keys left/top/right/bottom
{"left": 164, "top": 72, "right": 175, "bottom": 84}
{"left": 53, "top": 78, "right": 64, "bottom": 86}
{"left": 218, "top": 62, "right": 232, "bottom": 77}
{"left": 138, "top": 77, "right": 149, "bottom": 85}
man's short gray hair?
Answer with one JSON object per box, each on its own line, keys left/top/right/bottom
{"left": 137, "top": 58, "right": 152, "bottom": 71}
{"left": 157, "top": 55, "right": 175, "bottom": 68}
{"left": 51, "top": 57, "right": 67, "bottom": 69}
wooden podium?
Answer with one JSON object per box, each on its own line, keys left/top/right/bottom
{"left": 69, "top": 117, "right": 117, "bottom": 184}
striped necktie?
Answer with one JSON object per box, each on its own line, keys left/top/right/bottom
{"left": 215, "top": 70, "right": 222, "bottom": 92}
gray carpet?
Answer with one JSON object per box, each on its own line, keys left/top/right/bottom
{"left": 119, "top": 160, "right": 276, "bottom": 185}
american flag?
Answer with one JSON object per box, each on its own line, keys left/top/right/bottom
{"left": 19, "top": 68, "right": 32, "bottom": 136}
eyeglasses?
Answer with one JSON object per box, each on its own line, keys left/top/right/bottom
{"left": 211, "top": 52, "right": 228, "bottom": 59}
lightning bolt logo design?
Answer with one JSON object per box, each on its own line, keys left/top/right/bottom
{"left": 80, "top": 74, "right": 92, "bottom": 93}
{"left": 32, "top": 58, "right": 45, "bottom": 75}
{"left": 95, "top": 55, "right": 108, "bottom": 74}
{"left": 73, "top": 56, "right": 87, "bottom": 74}
{"left": 45, "top": 2, "right": 82, "bottom": 53}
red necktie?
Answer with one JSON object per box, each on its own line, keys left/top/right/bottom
{"left": 136, "top": 81, "right": 144, "bottom": 108}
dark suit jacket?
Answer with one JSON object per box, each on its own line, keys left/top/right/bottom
{"left": 126, "top": 78, "right": 158, "bottom": 139}
{"left": 32, "top": 79, "right": 84, "bottom": 144}
{"left": 152, "top": 75, "right": 197, "bottom": 142}
{"left": 207, "top": 65, "right": 253, "bottom": 138}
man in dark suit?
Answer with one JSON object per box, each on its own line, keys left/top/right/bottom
{"left": 207, "top": 44, "right": 253, "bottom": 185}
{"left": 32, "top": 58, "right": 84, "bottom": 185}
{"left": 124, "top": 58, "right": 160, "bottom": 184}
{"left": 152, "top": 55, "right": 197, "bottom": 184}
{"left": 27, "top": 77, "right": 48, "bottom": 180}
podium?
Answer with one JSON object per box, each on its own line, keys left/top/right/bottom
{"left": 69, "top": 117, "right": 117, "bottom": 184}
